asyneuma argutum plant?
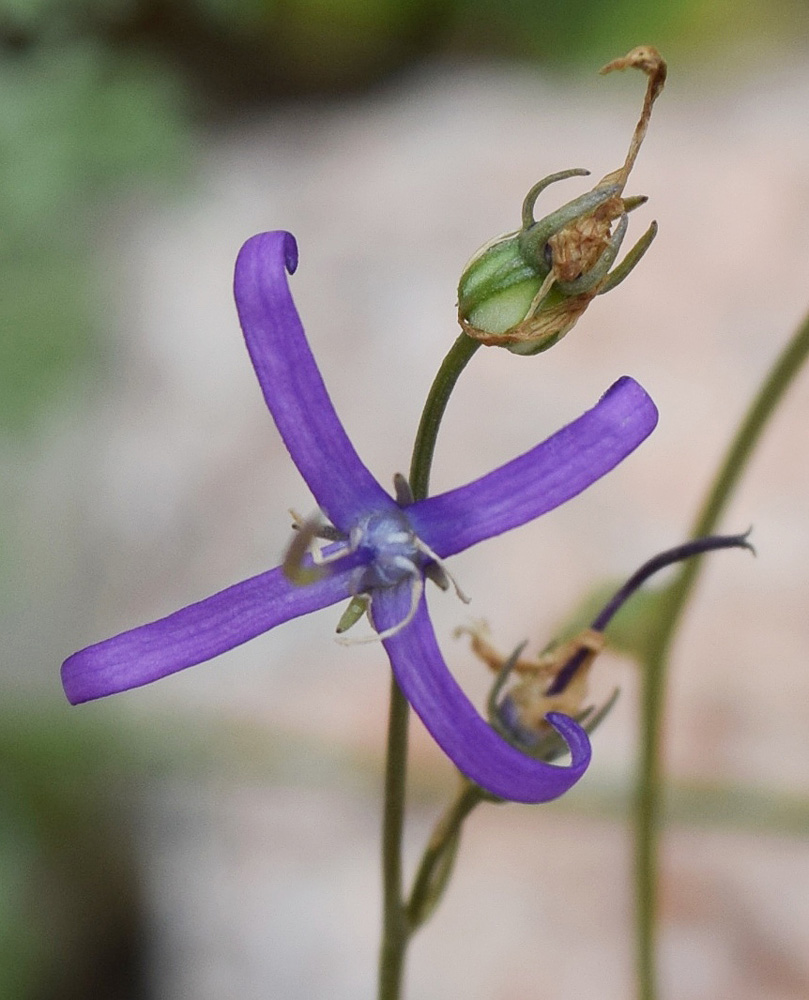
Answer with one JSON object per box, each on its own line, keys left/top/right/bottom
{"left": 58, "top": 41, "right": 797, "bottom": 1000}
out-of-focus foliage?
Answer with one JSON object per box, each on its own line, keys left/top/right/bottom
{"left": 0, "top": 702, "right": 144, "bottom": 999}
{"left": 447, "top": 0, "right": 799, "bottom": 67}
{"left": 0, "top": 10, "right": 187, "bottom": 433}
{"left": 0, "top": 24, "right": 186, "bottom": 998}
{"left": 181, "top": 0, "right": 450, "bottom": 97}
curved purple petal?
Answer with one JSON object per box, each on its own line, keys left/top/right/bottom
{"left": 62, "top": 556, "right": 362, "bottom": 704}
{"left": 374, "top": 587, "right": 590, "bottom": 803}
{"left": 234, "top": 231, "right": 395, "bottom": 532}
{"left": 408, "top": 376, "right": 657, "bottom": 558}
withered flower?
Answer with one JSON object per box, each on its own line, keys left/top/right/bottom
{"left": 458, "top": 532, "right": 752, "bottom": 759}
{"left": 458, "top": 45, "right": 667, "bottom": 356}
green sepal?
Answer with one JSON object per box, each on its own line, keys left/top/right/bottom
{"left": 336, "top": 594, "right": 369, "bottom": 634}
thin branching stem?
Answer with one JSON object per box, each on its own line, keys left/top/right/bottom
{"left": 406, "top": 781, "right": 485, "bottom": 929}
{"left": 635, "top": 308, "right": 809, "bottom": 1000}
{"left": 377, "top": 332, "right": 480, "bottom": 1000}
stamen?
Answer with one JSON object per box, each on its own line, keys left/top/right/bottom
{"left": 283, "top": 510, "right": 351, "bottom": 582}
{"left": 413, "top": 537, "right": 471, "bottom": 604}
{"left": 424, "top": 562, "right": 451, "bottom": 592}
{"left": 288, "top": 508, "right": 343, "bottom": 542}
{"left": 312, "top": 543, "right": 355, "bottom": 568}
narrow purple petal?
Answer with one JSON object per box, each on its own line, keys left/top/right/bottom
{"left": 233, "top": 231, "right": 395, "bottom": 531}
{"left": 408, "top": 376, "right": 657, "bottom": 558}
{"left": 375, "top": 588, "right": 590, "bottom": 803}
{"left": 62, "top": 557, "right": 361, "bottom": 704}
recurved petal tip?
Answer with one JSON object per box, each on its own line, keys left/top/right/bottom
{"left": 233, "top": 231, "right": 393, "bottom": 532}
{"left": 378, "top": 588, "right": 591, "bottom": 804}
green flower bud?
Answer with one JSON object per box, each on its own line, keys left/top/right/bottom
{"left": 457, "top": 45, "right": 666, "bottom": 356}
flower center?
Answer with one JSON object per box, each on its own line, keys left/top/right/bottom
{"left": 351, "top": 509, "right": 422, "bottom": 591}
{"left": 285, "top": 502, "right": 469, "bottom": 645}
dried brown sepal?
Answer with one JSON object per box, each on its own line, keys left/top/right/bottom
{"left": 454, "top": 621, "right": 555, "bottom": 676}
{"left": 547, "top": 194, "right": 625, "bottom": 284}
{"left": 458, "top": 621, "right": 605, "bottom": 733}
{"left": 598, "top": 44, "right": 667, "bottom": 191}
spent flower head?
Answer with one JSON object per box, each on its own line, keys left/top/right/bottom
{"left": 458, "top": 45, "right": 666, "bottom": 356}
{"left": 458, "top": 532, "right": 753, "bottom": 759}
{"left": 61, "top": 231, "right": 659, "bottom": 803}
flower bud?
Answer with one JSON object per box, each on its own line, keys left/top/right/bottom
{"left": 457, "top": 45, "right": 666, "bottom": 356}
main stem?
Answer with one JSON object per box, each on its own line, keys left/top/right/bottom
{"left": 635, "top": 309, "right": 809, "bottom": 1000}
{"left": 377, "top": 333, "right": 481, "bottom": 1000}
{"left": 378, "top": 678, "right": 411, "bottom": 1000}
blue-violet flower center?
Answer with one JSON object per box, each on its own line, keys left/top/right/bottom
{"left": 352, "top": 509, "right": 423, "bottom": 590}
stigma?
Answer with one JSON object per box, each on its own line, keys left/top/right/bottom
{"left": 351, "top": 510, "right": 423, "bottom": 590}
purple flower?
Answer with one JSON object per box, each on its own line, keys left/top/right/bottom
{"left": 61, "top": 230, "right": 658, "bottom": 803}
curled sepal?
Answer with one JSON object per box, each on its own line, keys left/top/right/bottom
{"left": 457, "top": 45, "right": 666, "bottom": 354}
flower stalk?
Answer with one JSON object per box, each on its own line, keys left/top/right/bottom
{"left": 634, "top": 307, "right": 809, "bottom": 1000}
{"left": 379, "top": 330, "right": 486, "bottom": 1000}
{"left": 409, "top": 333, "right": 480, "bottom": 500}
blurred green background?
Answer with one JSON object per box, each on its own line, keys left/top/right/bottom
{"left": 2, "top": 1, "right": 808, "bottom": 997}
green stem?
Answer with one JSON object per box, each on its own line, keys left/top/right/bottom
{"left": 378, "top": 677, "right": 411, "bottom": 1000}
{"left": 377, "top": 332, "right": 481, "bottom": 1000}
{"left": 635, "top": 308, "right": 809, "bottom": 1000}
{"left": 406, "top": 781, "right": 485, "bottom": 929}
{"left": 409, "top": 334, "right": 481, "bottom": 499}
